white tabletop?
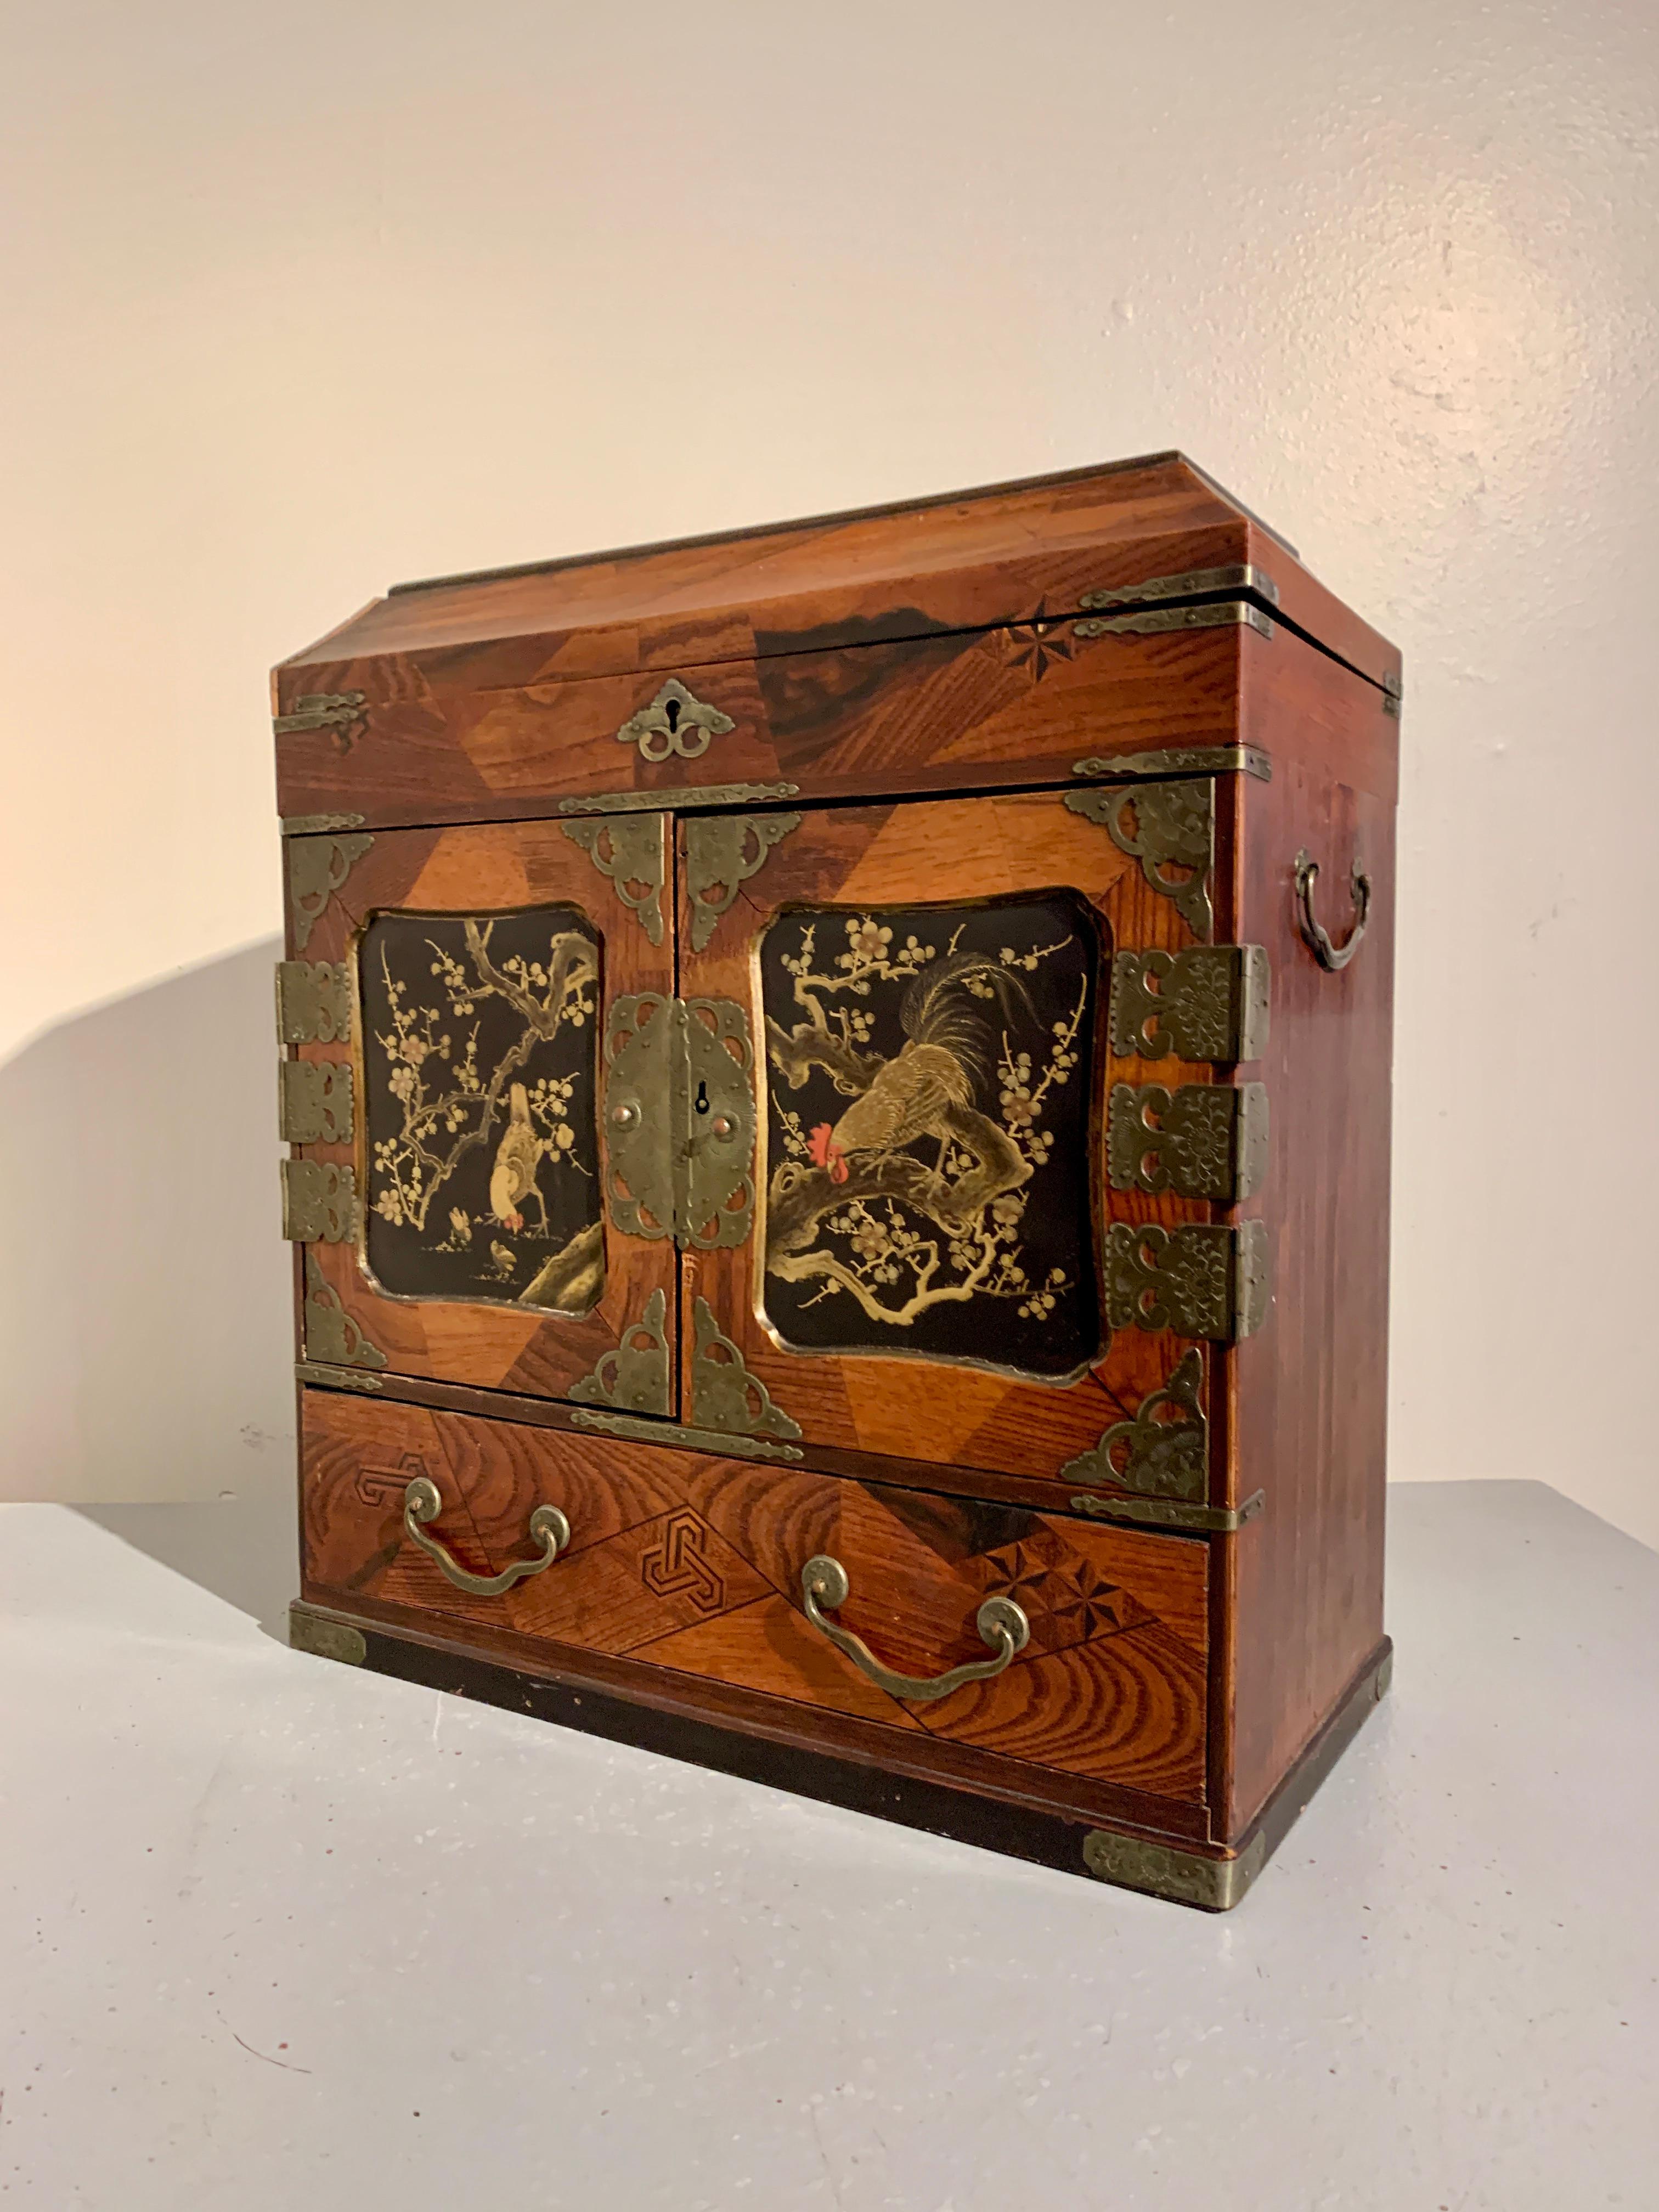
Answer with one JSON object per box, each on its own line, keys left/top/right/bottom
{"left": 3, "top": 1480, "right": 1654, "bottom": 2211}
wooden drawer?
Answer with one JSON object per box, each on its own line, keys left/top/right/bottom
{"left": 301, "top": 1389, "right": 1210, "bottom": 1807}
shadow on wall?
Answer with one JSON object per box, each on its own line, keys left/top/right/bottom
{"left": 0, "top": 940, "right": 295, "bottom": 1515}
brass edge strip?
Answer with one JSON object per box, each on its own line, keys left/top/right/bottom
{"left": 569, "top": 1407, "right": 804, "bottom": 1463}
{"left": 296, "top": 1359, "right": 386, "bottom": 1394}
{"left": 1071, "top": 745, "right": 1272, "bottom": 783}
{"left": 1068, "top": 1488, "right": 1265, "bottom": 1534}
{"left": 560, "top": 781, "right": 800, "bottom": 815}
{"left": 1074, "top": 601, "right": 1275, "bottom": 643}
{"left": 1079, "top": 562, "right": 1279, "bottom": 611}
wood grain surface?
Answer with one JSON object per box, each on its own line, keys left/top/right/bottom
{"left": 680, "top": 786, "right": 1220, "bottom": 1488}
{"left": 272, "top": 453, "right": 1398, "bottom": 828}
{"left": 300, "top": 1389, "right": 1210, "bottom": 1808}
{"left": 285, "top": 814, "right": 678, "bottom": 1403}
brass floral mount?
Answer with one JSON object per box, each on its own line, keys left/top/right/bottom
{"left": 569, "top": 1288, "right": 672, "bottom": 1418}
{"left": 690, "top": 1297, "right": 802, "bottom": 1442}
{"left": 302, "top": 1253, "right": 386, "bottom": 1370}
{"left": 287, "top": 831, "right": 373, "bottom": 952}
{"left": 1066, "top": 777, "right": 1215, "bottom": 939}
{"left": 561, "top": 815, "right": 667, "bottom": 945}
{"left": 684, "top": 811, "right": 803, "bottom": 952}
{"left": 1063, "top": 1350, "right": 1266, "bottom": 1534}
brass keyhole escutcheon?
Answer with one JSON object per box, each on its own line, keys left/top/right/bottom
{"left": 694, "top": 1079, "right": 710, "bottom": 1116}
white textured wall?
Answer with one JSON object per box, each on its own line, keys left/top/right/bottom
{"left": 2, "top": 2, "right": 1654, "bottom": 1541}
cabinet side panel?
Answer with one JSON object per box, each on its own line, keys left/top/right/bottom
{"left": 1224, "top": 675, "right": 1396, "bottom": 1838}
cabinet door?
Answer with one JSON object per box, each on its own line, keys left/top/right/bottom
{"left": 676, "top": 788, "right": 1222, "bottom": 1488}
{"left": 282, "top": 815, "right": 677, "bottom": 1404}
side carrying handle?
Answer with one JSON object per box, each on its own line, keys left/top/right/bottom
{"left": 403, "top": 1476, "right": 569, "bottom": 1596}
{"left": 1294, "top": 848, "right": 1370, "bottom": 972}
{"left": 800, "top": 1554, "right": 1029, "bottom": 1702}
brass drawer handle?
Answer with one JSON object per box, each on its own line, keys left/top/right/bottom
{"left": 403, "top": 1476, "right": 569, "bottom": 1596}
{"left": 1294, "top": 848, "right": 1370, "bottom": 972}
{"left": 800, "top": 1555, "right": 1029, "bottom": 1702}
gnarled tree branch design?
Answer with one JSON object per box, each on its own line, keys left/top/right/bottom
{"left": 762, "top": 913, "right": 1084, "bottom": 1330}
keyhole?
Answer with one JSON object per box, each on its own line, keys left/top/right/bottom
{"left": 694, "top": 1079, "right": 710, "bottom": 1116}
{"left": 664, "top": 697, "right": 681, "bottom": 732}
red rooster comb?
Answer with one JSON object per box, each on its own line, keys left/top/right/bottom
{"left": 808, "top": 1123, "right": 849, "bottom": 1184}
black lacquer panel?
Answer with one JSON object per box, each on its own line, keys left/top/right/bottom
{"left": 360, "top": 908, "right": 603, "bottom": 1312}
{"left": 760, "top": 894, "right": 1101, "bottom": 1379}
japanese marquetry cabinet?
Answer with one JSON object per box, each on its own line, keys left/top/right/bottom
{"left": 275, "top": 454, "right": 1397, "bottom": 1909}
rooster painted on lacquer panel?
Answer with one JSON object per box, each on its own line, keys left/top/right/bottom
{"left": 489, "top": 1082, "right": 551, "bottom": 1234}
{"left": 808, "top": 952, "right": 1028, "bottom": 1182}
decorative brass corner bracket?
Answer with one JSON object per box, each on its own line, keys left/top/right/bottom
{"left": 288, "top": 831, "right": 373, "bottom": 953}
{"left": 1109, "top": 945, "right": 1270, "bottom": 1064}
{"left": 614, "top": 679, "right": 735, "bottom": 764}
{"left": 690, "top": 1296, "right": 802, "bottom": 1444}
{"left": 1081, "top": 1827, "right": 1268, "bottom": 1910}
{"left": 561, "top": 814, "right": 668, "bottom": 945}
{"left": 1062, "top": 1348, "right": 1209, "bottom": 1504}
{"left": 1105, "top": 1221, "right": 1271, "bottom": 1342}
{"left": 1059, "top": 1348, "right": 1270, "bottom": 1536}
{"left": 684, "top": 810, "right": 803, "bottom": 952}
{"left": 302, "top": 1253, "right": 386, "bottom": 1370}
{"left": 569, "top": 1288, "right": 672, "bottom": 1417}
{"left": 1108, "top": 1081, "right": 1268, "bottom": 1202}
{"left": 1066, "top": 778, "right": 1215, "bottom": 939}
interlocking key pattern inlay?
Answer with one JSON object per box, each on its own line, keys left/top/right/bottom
{"left": 639, "top": 1510, "right": 727, "bottom": 1615}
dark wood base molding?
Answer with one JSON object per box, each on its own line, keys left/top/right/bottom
{"left": 289, "top": 1599, "right": 1391, "bottom": 1912}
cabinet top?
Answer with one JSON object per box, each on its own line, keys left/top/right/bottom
{"left": 273, "top": 453, "right": 1397, "bottom": 700}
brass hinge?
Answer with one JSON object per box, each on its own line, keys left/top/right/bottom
{"left": 1109, "top": 945, "right": 1270, "bottom": 1064}
{"left": 1105, "top": 1221, "right": 1271, "bottom": 1342}
{"left": 601, "top": 994, "right": 757, "bottom": 1250}
{"left": 1108, "top": 1080, "right": 1268, "bottom": 1201}
{"left": 281, "top": 1159, "right": 360, "bottom": 1243}
{"left": 276, "top": 960, "right": 353, "bottom": 1046}
{"left": 273, "top": 690, "right": 366, "bottom": 737}
{"left": 1382, "top": 669, "right": 1403, "bottom": 719}
{"left": 279, "top": 1058, "right": 355, "bottom": 1145}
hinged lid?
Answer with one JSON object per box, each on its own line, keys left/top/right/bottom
{"left": 275, "top": 453, "right": 1397, "bottom": 702}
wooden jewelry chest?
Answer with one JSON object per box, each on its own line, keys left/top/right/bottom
{"left": 277, "top": 454, "right": 1397, "bottom": 1910}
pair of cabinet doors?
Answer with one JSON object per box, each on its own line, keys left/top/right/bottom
{"left": 289, "top": 785, "right": 1217, "bottom": 1491}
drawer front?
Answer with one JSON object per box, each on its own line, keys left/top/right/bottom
{"left": 302, "top": 1391, "right": 1210, "bottom": 1806}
